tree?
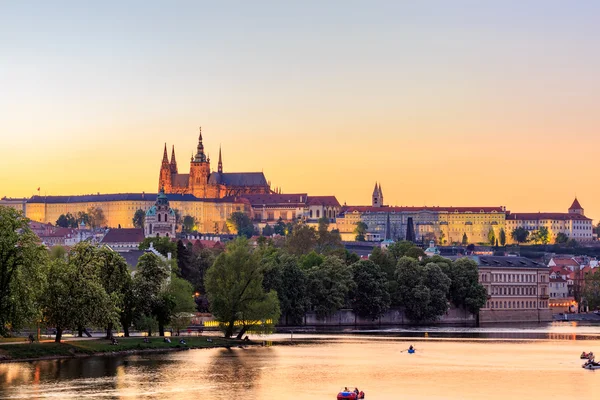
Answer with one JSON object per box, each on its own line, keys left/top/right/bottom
{"left": 315, "top": 217, "right": 343, "bottom": 255}
{"left": 369, "top": 246, "right": 395, "bottom": 279}
{"left": 440, "top": 258, "right": 488, "bottom": 314}
{"left": 462, "top": 233, "right": 468, "bottom": 245}
{"left": 510, "top": 227, "right": 530, "bottom": 244}
{"left": 173, "top": 208, "right": 182, "bottom": 231}
{"left": 487, "top": 229, "right": 495, "bottom": 246}
{"left": 0, "top": 206, "right": 48, "bottom": 336}
{"left": 87, "top": 207, "right": 107, "bottom": 229}
{"left": 262, "top": 252, "right": 310, "bottom": 325}
{"left": 273, "top": 218, "right": 287, "bottom": 236}
{"left": 438, "top": 231, "right": 446, "bottom": 245}
{"left": 555, "top": 232, "right": 569, "bottom": 244}
{"left": 262, "top": 224, "right": 275, "bottom": 237}
{"left": 285, "top": 224, "right": 317, "bottom": 256}
{"left": 42, "top": 251, "right": 117, "bottom": 342}
{"left": 499, "top": 228, "right": 506, "bottom": 246}
{"left": 139, "top": 237, "right": 177, "bottom": 258}
{"left": 306, "top": 256, "right": 355, "bottom": 318}
{"left": 96, "top": 248, "right": 131, "bottom": 338}
{"left": 227, "top": 212, "right": 255, "bottom": 238}
{"left": 56, "top": 213, "right": 77, "bottom": 228}
{"left": 133, "top": 253, "right": 171, "bottom": 336}
{"left": 77, "top": 211, "right": 91, "bottom": 227}
{"left": 393, "top": 257, "right": 451, "bottom": 322}
{"left": 583, "top": 269, "right": 600, "bottom": 311}
{"left": 205, "top": 238, "right": 280, "bottom": 338}
{"left": 132, "top": 209, "right": 145, "bottom": 229}
{"left": 354, "top": 222, "right": 368, "bottom": 242}
{"left": 387, "top": 241, "right": 424, "bottom": 262}
{"left": 350, "top": 260, "right": 390, "bottom": 320}
{"left": 531, "top": 227, "right": 550, "bottom": 245}
{"left": 182, "top": 215, "right": 197, "bottom": 232}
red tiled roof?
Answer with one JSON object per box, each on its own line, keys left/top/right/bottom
{"left": 551, "top": 257, "right": 580, "bottom": 267}
{"left": 101, "top": 228, "right": 145, "bottom": 244}
{"left": 569, "top": 198, "right": 583, "bottom": 210}
{"left": 342, "top": 205, "right": 505, "bottom": 213}
{"left": 506, "top": 212, "right": 590, "bottom": 221}
{"left": 307, "top": 196, "right": 341, "bottom": 207}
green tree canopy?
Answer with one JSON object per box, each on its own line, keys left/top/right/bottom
{"left": 262, "top": 251, "right": 310, "bottom": 325}
{"left": 531, "top": 227, "right": 550, "bottom": 245}
{"left": 350, "top": 260, "right": 390, "bottom": 320}
{"left": 182, "top": 215, "right": 197, "bottom": 232}
{"left": 286, "top": 224, "right": 317, "bottom": 256}
{"left": 499, "top": 228, "right": 506, "bottom": 246}
{"left": 133, "top": 253, "right": 171, "bottom": 336}
{"left": 461, "top": 233, "right": 468, "bottom": 245}
{"left": 354, "top": 221, "right": 368, "bottom": 242}
{"left": 306, "top": 256, "right": 355, "bottom": 318}
{"left": 205, "top": 238, "right": 280, "bottom": 338}
{"left": 0, "top": 207, "right": 48, "bottom": 336}
{"left": 440, "top": 258, "right": 488, "bottom": 314}
{"left": 555, "top": 232, "right": 569, "bottom": 244}
{"left": 262, "top": 224, "right": 275, "bottom": 236}
{"left": 139, "top": 237, "right": 177, "bottom": 258}
{"left": 87, "top": 207, "right": 107, "bottom": 229}
{"left": 386, "top": 241, "right": 425, "bottom": 262}
{"left": 511, "top": 227, "right": 530, "bottom": 244}
{"left": 96, "top": 247, "right": 132, "bottom": 338}
{"left": 227, "top": 212, "right": 255, "bottom": 238}
{"left": 132, "top": 209, "right": 145, "bottom": 229}
{"left": 584, "top": 269, "right": 600, "bottom": 311}
{"left": 487, "top": 229, "right": 496, "bottom": 246}
{"left": 394, "top": 257, "right": 451, "bottom": 322}
{"left": 315, "top": 217, "right": 343, "bottom": 255}
{"left": 56, "top": 212, "right": 78, "bottom": 228}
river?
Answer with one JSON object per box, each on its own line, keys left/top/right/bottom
{"left": 1, "top": 323, "right": 599, "bottom": 399}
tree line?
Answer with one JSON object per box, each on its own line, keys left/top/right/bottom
{"left": 1, "top": 206, "right": 195, "bottom": 341}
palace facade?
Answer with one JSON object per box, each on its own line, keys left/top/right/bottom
{"left": 159, "top": 127, "right": 272, "bottom": 198}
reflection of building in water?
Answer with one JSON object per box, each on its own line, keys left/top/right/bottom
{"left": 450, "top": 255, "right": 552, "bottom": 323}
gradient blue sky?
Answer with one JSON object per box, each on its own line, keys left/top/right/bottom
{"left": 1, "top": 1, "right": 599, "bottom": 220}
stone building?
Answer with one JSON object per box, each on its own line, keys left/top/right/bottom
{"left": 158, "top": 127, "right": 272, "bottom": 198}
{"left": 144, "top": 190, "right": 176, "bottom": 238}
{"left": 455, "top": 255, "right": 552, "bottom": 323}
{"left": 505, "top": 198, "right": 594, "bottom": 243}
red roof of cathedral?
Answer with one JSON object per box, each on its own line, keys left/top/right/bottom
{"left": 306, "top": 196, "right": 341, "bottom": 207}
{"left": 101, "top": 228, "right": 145, "bottom": 244}
{"left": 569, "top": 198, "right": 583, "bottom": 210}
{"left": 506, "top": 213, "right": 590, "bottom": 221}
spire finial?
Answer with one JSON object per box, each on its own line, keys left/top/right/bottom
{"left": 170, "top": 145, "right": 178, "bottom": 173}
{"left": 193, "top": 126, "right": 207, "bottom": 162}
{"left": 162, "top": 143, "right": 169, "bottom": 164}
{"left": 218, "top": 144, "right": 223, "bottom": 173}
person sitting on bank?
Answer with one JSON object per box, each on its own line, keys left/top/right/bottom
{"left": 111, "top": 337, "right": 119, "bottom": 345}
{"left": 164, "top": 337, "right": 171, "bottom": 343}
{"left": 143, "top": 337, "right": 150, "bottom": 343}
{"left": 179, "top": 339, "right": 186, "bottom": 345}
{"left": 28, "top": 334, "right": 35, "bottom": 344}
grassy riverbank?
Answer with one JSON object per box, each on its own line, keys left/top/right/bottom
{"left": 0, "top": 336, "right": 252, "bottom": 362}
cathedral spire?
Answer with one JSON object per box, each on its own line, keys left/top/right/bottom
{"left": 218, "top": 145, "right": 223, "bottom": 173}
{"left": 162, "top": 143, "right": 169, "bottom": 164}
{"left": 194, "top": 126, "right": 207, "bottom": 162}
{"left": 170, "top": 145, "right": 178, "bottom": 173}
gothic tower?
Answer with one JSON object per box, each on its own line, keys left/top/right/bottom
{"left": 372, "top": 182, "right": 383, "bottom": 207}
{"left": 170, "top": 145, "right": 178, "bottom": 174}
{"left": 218, "top": 145, "right": 223, "bottom": 173}
{"left": 158, "top": 143, "right": 172, "bottom": 191}
{"left": 188, "top": 127, "right": 211, "bottom": 197}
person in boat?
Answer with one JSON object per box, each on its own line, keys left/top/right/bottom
{"left": 354, "top": 388, "right": 359, "bottom": 395}
{"left": 409, "top": 345, "right": 414, "bottom": 351}
{"left": 344, "top": 387, "right": 349, "bottom": 392}
{"left": 358, "top": 391, "right": 365, "bottom": 399}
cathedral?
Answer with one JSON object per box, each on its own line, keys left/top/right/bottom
{"left": 158, "top": 128, "right": 272, "bottom": 198}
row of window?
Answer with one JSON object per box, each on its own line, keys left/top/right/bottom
{"left": 485, "top": 273, "right": 546, "bottom": 283}
{"left": 490, "top": 286, "right": 542, "bottom": 296}
{"left": 486, "top": 301, "right": 548, "bottom": 309}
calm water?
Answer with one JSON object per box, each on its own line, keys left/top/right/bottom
{"left": 1, "top": 325, "right": 599, "bottom": 399}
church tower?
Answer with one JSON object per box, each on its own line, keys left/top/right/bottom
{"left": 372, "top": 182, "right": 384, "bottom": 207}
{"left": 218, "top": 145, "right": 223, "bottom": 173}
{"left": 170, "top": 145, "right": 178, "bottom": 174}
{"left": 188, "top": 127, "right": 211, "bottom": 197}
{"left": 158, "top": 143, "right": 172, "bottom": 192}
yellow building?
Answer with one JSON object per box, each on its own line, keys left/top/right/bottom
{"left": 24, "top": 193, "right": 250, "bottom": 233}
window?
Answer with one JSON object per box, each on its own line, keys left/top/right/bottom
{"left": 158, "top": 214, "right": 161, "bottom": 222}
{"left": 316, "top": 210, "right": 320, "bottom": 218}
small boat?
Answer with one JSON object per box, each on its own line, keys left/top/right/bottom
{"left": 337, "top": 389, "right": 365, "bottom": 399}
{"left": 582, "top": 360, "right": 600, "bottom": 370}
{"left": 581, "top": 352, "right": 594, "bottom": 359}
{"left": 408, "top": 348, "right": 415, "bottom": 354}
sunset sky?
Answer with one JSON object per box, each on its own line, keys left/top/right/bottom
{"left": 1, "top": 1, "right": 599, "bottom": 221}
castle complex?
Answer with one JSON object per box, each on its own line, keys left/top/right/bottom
{"left": 159, "top": 127, "right": 272, "bottom": 198}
